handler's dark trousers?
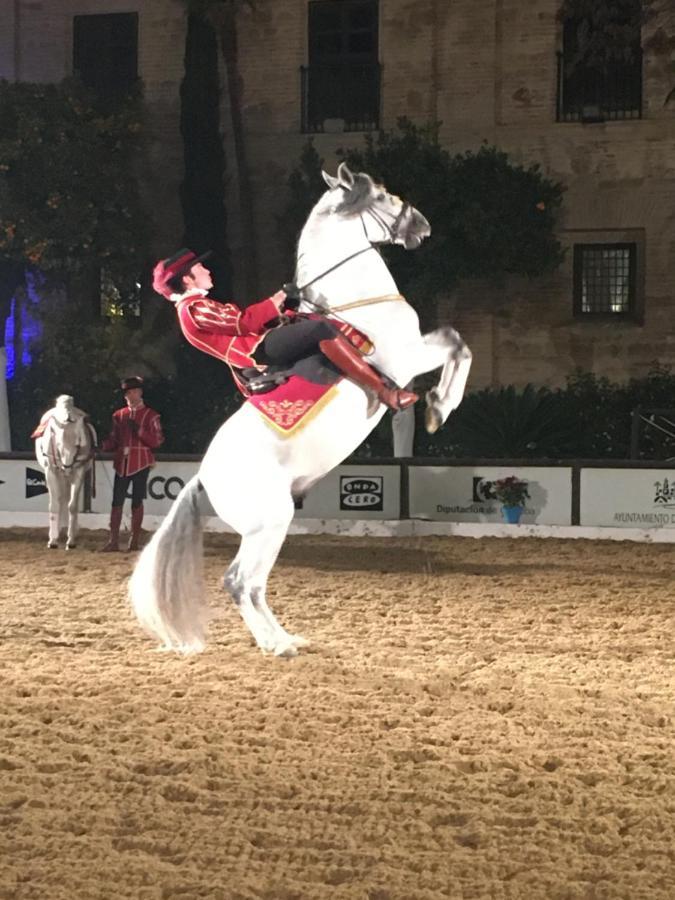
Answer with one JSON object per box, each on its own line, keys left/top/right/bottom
{"left": 101, "top": 468, "right": 150, "bottom": 552}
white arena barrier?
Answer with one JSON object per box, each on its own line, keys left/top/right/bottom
{"left": 3, "top": 454, "right": 675, "bottom": 542}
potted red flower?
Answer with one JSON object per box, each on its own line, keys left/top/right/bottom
{"left": 493, "top": 476, "right": 530, "bottom": 524}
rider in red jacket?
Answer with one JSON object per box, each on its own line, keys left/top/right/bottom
{"left": 153, "top": 248, "right": 417, "bottom": 411}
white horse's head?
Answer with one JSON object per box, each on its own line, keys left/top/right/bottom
{"left": 40, "top": 395, "right": 91, "bottom": 471}
{"left": 53, "top": 394, "right": 76, "bottom": 426}
{"left": 317, "top": 162, "right": 431, "bottom": 250}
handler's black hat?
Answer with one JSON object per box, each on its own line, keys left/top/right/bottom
{"left": 120, "top": 375, "right": 145, "bottom": 392}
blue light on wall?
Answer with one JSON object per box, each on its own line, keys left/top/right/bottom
{"left": 3, "top": 273, "right": 42, "bottom": 379}
{"left": 4, "top": 298, "right": 16, "bottom": 380}
{"left": 21, "top": 272, "right": 42, "bottom": 366}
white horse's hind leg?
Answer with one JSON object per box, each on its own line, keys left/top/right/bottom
{"left": 223, "top": 552, "right": 277, "bottom": 652}
{"left": 225, "top": 524, "right": 302, "bottom": 656}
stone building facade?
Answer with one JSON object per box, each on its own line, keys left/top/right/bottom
{"left": 2, "top": 0, "right": 674, "bottom": 389}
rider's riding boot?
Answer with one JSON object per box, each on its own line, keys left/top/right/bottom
{"left": 101, "top": 506, "right": 123, "bottom": 552}
{"left": 127, "top": 504, "right": 144, "bottom": 552}
{"left": 318, "top": 335, "right": 418, "bottom": 415}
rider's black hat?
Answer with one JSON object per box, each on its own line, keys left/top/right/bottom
{"left": 163, "top": 247, "right": 212, "bottom": 277}
{"left": 153, "top": 248, "right": 212, "bottom": 299}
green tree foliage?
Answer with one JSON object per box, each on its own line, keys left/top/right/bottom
{"left": 403, "top": 365, "right": 675, "bottom": 460}
{"left": 434, "top": 384, "right": 577, "bottom": 458}
{"left": 277, "top": 140, "right": 327, "bottom": 263}
{"left": 0, "top": 79, "right": 147, "bottom": 294}
{"left": 282, "top": 120, "right": 565, "bottom": 315}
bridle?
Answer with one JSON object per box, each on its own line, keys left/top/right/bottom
{"left": 41, "top": 414, "right": 91, "bottom": 475}
{"left": 363, "top": 199, "right": 413, "bottom": 245}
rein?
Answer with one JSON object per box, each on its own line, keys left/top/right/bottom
{"left": 294, "top": 244, "right": 376, "bottom": 294}
{"left": 292, "top": 222, "right": 403, "bottom": 325}
{"left": 330, "top": 293, "right": 405, "bottom": 313}
{"left": 294, "top": 200, "right": 408, "bottom": 297}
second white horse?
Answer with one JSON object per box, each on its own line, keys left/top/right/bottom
{"left": 34, "top": 395, "right": 96, "bottom": 550}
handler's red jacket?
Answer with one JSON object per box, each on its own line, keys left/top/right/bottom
{"left": 101, "top": 403, "right": 164, "bottom": 477}
{"left": 173, "top": 289, "right": 290, "bottom": 393}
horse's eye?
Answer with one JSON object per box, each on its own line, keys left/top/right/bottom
{"left": 376, "top": 192, "right": 385, "bottom": 201}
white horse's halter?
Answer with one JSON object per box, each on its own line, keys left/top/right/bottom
{"left": 42, "top": 415, "right": 89, "bottom": 474}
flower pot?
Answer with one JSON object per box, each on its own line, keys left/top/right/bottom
{"left": 501, "top": 504, "right": 523, "bottom": 524}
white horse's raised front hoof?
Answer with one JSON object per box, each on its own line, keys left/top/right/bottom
{"left": 425, "top": 390, "right": 442, "bottom": 434}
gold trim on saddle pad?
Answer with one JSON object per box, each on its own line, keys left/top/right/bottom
{"left": 255, "top": 384, "right": 339, "bottom": 437}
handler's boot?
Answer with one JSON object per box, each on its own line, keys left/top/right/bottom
{"left": 127, "top": 504, "right": 144, "bottom": 552}
{"left": 101, "top": 506, "right": 123, "bottom": 552}
{"left": 319, "top": 335, "right": 418, "bottom": 415}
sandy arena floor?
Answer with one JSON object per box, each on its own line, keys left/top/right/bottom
{"left": 0, "top": 527, "right": 673, "bottom": 900}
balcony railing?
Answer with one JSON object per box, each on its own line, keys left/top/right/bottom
{"left": 556, "top": 50, "right": 642, "bottom": 122}
{"left": 301, "top": 63, "right": 380, "bottom": 133}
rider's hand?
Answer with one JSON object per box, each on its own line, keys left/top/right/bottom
{"left": 270, "top": 290, "right": 286, "bottom": 312}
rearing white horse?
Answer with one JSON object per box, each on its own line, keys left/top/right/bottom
{"left": 33, "top": 395, "right": 96, "bottom": 550}
{"left": 130, "top": 163, "right": 471, "bottom": 656}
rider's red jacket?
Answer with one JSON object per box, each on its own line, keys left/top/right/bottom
{"left": 101, "top": 403, "right": 164, "bottom": 477}
{"left": 173, "top": 289, "right": 294, "bottom": 393}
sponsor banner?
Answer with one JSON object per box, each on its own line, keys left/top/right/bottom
{"left": 0, "top": 458, "right": 399, "bottom": 519}
{"left": 96, "top": 462, "right": 398, "bottom": 519}
{"left": 0, "top": 460, "right": 50, "bottom": 511}
{"left": 409, "top": 466, "right": 572, "bottom": 524}
{"left": 580, "top": 468, "right": 675, "bottom": 528}
{"left": 0, "top": 459, "right": 202, "bottom": 515}
{"left": 91, "top": 461, "right": 200, "bottom": 515}
{"left": 296, "top": 465, "right": 400, "bottom": 519}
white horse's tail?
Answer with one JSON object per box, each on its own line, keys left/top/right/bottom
{"left": 128, "top": 475, "right": 208, "bottom": 653}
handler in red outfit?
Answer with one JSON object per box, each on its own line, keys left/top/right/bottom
{"left": 152, "top": 248, "right": 417, "bottom": 410}
{"left": 100, "top": 376, "right": 164, "bottom": 552}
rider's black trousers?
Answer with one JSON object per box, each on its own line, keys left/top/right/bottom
{"left": 257, "top": 317, "right": 338, "bottom": 366}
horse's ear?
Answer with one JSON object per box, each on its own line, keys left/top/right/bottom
{"left": 337, "top": 162, "right": 355, "bottom": 190}
{"left": 321, "top": 169, "right": 340, "bottom": 190}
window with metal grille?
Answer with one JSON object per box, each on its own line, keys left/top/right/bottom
{"left": 73, "top": 13, "right": 138, "bottom": 102}
{"left": 573, "top": 243, "right": 637, "bottom": 317}
{"left": 557, "top": 16, "right": 642, "bottom": 122}
{"left": 302, "top": 0, "right": 379, "bottom": 133}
